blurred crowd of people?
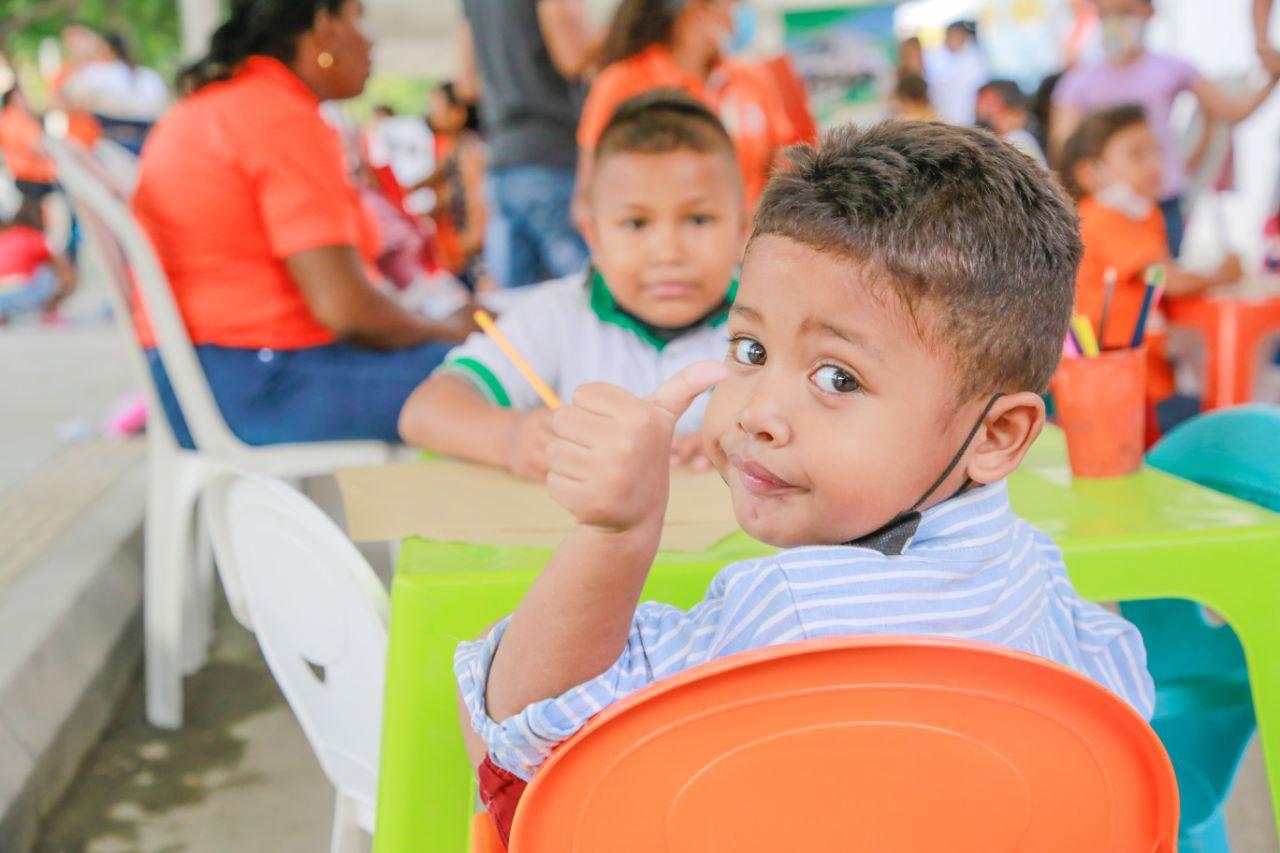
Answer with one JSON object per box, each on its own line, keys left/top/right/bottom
{"left": 2, "top": 0, "right": 1279, "bottom": 442}
{"left": 0, "top": 21, "right": 170, "bottom": 324}
{"left": 888, "top": 0, "right": 1280, "bottom": 434}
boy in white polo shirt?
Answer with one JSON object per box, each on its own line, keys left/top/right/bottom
{"left": 398, "top": 90, "right": 745, "bottom": 478}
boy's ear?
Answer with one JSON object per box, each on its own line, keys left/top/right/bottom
{"left": 579, "top": 204, "right": 600, "bottom": 257}
{"left": 964, "top": 391, "right": 1045, "bottom": 485}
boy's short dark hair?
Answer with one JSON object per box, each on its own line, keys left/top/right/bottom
{"left": 752, "top": 121, "right": 1081, "bottom": 399}
{"left": 594, "top": 89, "right": 737, "bottom": 169}
{"left": 895, "top": 73, "right": 930, "bottom": 104}
{"left": 1057, "top": 104, "right": 1148, "bottom": 200}
{"left": 978, "top": 79, "right": 1028, "bottom": 112}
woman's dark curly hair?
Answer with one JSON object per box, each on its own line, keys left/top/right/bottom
{"left": 177, "top": 0, "right": 346, "bottom": 94}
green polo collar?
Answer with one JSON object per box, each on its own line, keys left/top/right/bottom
{"left": 587, "top": 268, "right": 737, "bottom": 351}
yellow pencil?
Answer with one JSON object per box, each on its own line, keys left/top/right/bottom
{"left": 1070, "top": 314, "right": 1100, "bottom": 358}
{"left": 472, "top": 309, "right": 562, "bottom": 410}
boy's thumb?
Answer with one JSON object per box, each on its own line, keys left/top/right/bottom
{"left": 649, "top": 361, "right": 729, "bottom": 419}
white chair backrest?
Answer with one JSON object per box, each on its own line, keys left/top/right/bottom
{"left": 45, "top": 137, "right": 245, "bottom": 453}
{"left": 204, "top": 472, "right": 389, "bottom": 811}
{"left": 42, "top": 140, "right": 177, "bottom": 448}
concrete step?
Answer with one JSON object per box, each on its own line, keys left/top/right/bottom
{"left": 0, "top": 440, "right": 145, "bottom": 852}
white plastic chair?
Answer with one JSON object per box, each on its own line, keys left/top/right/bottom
{"left": 205, "top": 472, "right": 387, "bottom": 853}
{"left": 46, "top": 138, "right": 393, "bottom": 729}
{"left": 92, "top": 138, "right": 140, "bottom": 194}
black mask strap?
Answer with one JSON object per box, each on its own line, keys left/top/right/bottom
{"left": 846, "top": 392, "right": 1005, "bottom": 555}
{"left": 907, "top": 391, "right": 1006, "bottom": 513}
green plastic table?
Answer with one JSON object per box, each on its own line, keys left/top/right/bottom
{"left": 372, "top": 427, "right": 1280, "bottom": 852}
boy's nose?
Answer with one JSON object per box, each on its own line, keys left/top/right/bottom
{"left": 736, "top": 377, "right": 792, "bottom": 445}
{"left": 648, "top": 222, "right": 684, "bottom": 262}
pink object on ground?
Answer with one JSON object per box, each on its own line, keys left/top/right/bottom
{"left": 104, "top": 392, "right": 148, "bottom": 437}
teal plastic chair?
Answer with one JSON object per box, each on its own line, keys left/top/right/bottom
{"left": 1123, "top": 404, "right": 1280, "bottom": 852}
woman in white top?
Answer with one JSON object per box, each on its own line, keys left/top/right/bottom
{"left": 62, "top": 30, "right": 169, "bottom": 155}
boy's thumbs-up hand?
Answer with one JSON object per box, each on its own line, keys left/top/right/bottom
{"left": 546, "top": 361, "right": 727, "bottom": 535}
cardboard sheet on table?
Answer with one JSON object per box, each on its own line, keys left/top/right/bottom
{"left": 335, "top": 459, "right": 740, "bottom": 551}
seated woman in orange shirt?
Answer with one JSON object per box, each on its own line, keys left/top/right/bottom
{"left": 133, "top": 0, "right": 470, "bottom": 448}
{"left": 1059, "top": 104, "right": 1240, "bottom": 437}
{"left": 0, "top": 88, "right": 57, "bottom": 202}
{"left": 574, "top": 0, "right": 801, "bottom": 221}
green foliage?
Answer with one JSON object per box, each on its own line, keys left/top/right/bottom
{"left": 0, "top": 0, "right": 184, "bottom": 78}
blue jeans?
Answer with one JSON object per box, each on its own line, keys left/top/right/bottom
{"left": 1160, "top": 196, "right": 1185, "bottom": 258}
{"left": 0, "top": 265, "right": 58, "bottom": 320}
{"left": 145, "top": 341, "right": 451, "bottom": 450}
{"left": 485, "top": 165, "right": 588, "bottom": 288}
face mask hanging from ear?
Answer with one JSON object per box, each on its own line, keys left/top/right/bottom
{"left": 847, "top": 393, "right": 1006, "bottom": 556}
{"left": 1100, "top": 15, "right": 1146, "bottom": 62}
{"left": 1096, "top": 180, "right": 1156, "bottom": 221}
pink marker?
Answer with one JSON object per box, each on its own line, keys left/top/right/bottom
{"left": 1063, "top": 333, "right": 1081, "bottom": 358}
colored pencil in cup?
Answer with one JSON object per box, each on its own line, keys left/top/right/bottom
{"left": 472, "top": 309, "right": 562, "bottom": 410}
{"left": 1098, "top": 266, "right": 1117, "bottom": 347}
{"left": 1129, "top": 266, "right": 1164, "bottom": 349}
{"left": 1070, "top": 314, "right": 1100, "bottom": 358}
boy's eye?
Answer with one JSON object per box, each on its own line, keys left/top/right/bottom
{"left": 688, "top": 213, "right": 713, "bottom": 226}
{"left": 622, "top": 218, "right": 646, "bottom": 230}
{"left": 730, "top": 337, "right": 766, "bottom": 366}
{"left": 812, "top": 365, "right": 862, "bottom": 394}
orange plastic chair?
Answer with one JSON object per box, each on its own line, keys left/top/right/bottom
{"left": 471, "top": 636, "right": 1177, "bottom": 852}
{"left": 1166, "top": 293, "right": 1280, "bottom": 410}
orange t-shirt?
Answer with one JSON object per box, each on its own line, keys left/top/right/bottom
{"left": 0, "top": 103, "right": 56, "bottom": 185}
{"left": 1075, "top": 194, "right": 1175, "bottom": 403}
{"left": 578, "top": 46, "right": 801, "bottom": 210}
{"left": 132, "top": 56, "right": 380, "bottom": 350}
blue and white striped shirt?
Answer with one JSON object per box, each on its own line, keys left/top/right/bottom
{"left": 455, "top": 481, "right": 1155, "bottom": 781}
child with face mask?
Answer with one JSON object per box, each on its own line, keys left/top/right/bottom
{"left": 457, "top": 121, "right": 1154, "bottom": 845}
{"left": 1060, "top": 104, "right": 1241, "bottom": 436}
{"left": 1050, "top": 0, "right": 1279, "bottom": 257}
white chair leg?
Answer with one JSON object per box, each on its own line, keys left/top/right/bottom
{"left": 144, "top": 451, "right": 203, "bottom": 729}
{"left": 182, "top": 501, "right": 215, "bottom": 675}
{"left": 330, "top": 792, "right": 367, "bottom": 853}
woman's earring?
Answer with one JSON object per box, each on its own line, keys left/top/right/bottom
{"left": 317, "top": 51, "right": 334, "bottom": 69}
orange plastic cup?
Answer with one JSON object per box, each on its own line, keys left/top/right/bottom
{"left": 1051, "top": 347, "right": 1146, "bottom": 478}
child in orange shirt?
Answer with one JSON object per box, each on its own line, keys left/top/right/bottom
{"left": 1059, "top": 104, "right": 1240, "bottom": 434}
{"left": 576, "top": 0, "right": 801, "bottom": 220}
{"left": 0, "top": 89, "right": 57, "bottom": 200}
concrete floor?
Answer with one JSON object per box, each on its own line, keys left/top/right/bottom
{"left": 35, "top": 597, "right": 335, "bottom": 853}
{"left": 0, "top": 312, "right": 337, "bottom": 853}
{"left": 0, "top": 325, "right": 135, "bottom": 495}
{"left": 1229, "top": 744, "right": 1280, "bottom": 851}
